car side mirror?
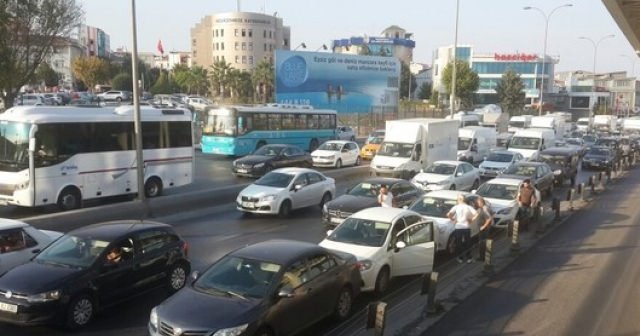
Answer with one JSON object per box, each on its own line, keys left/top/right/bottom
{"left": 395, "top": 241, "right": 407, "bottom": 250}
{"left": 278, "top": 287, "right": 295, "bottom": 298}
{"left": 471, "top": 189, "right": 477, "bottom": 194}
{"left": 294, "top": 184, "right": 304, "bottom": 191}
{"left": 326, "top": 230, "right": 333, "bottom": 236}
{"left": 456, "top": 172, "right": 464, "bottom": 177}
{"left": 471, "top": 145, "right": 478, "bottom": 152}
{"left": 191, "top": 271, "right": 200, "bottom": 281}
{"left": 31, "top": 248, "right": 41, "bottom": 254}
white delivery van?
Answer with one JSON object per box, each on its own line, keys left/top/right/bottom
{"left": 446, "top": 112, "right": 481, "bottom": 127}
{"left": 508, "top": 115, "right": 532, "bottom": 133}
{"left": 593, "top": 115, "right": 617, "bottom": 132}
{"left": 623, "top": 117, "right": 640, "bottom": 135}
{"left": 531, "top": 115, "right": 565, "bottom": 138}
{"left": 576, "top": 117, "right": 591, "bottom": 132}
{"left": 457, "top": 126, "right": 497, "bottom": 164}
{"left": 371, "top": 118, "right": 458, "bottom": 179}
{"left": 507, "top": 128, "right": 555, "bottom": 160}
{"left": 480, "top": 112, "right": 509, "bottom": 133}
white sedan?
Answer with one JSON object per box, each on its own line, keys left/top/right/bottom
{"left": 473, "top": 177, "right": 539, "bottom": 229}
{"left": 478, "top": 150, "right": 524, "bottom": 178}
{"left": 236, "top": 168, "right": 335, "bottom": 217}
{"left": 311, "top": 140, "right": 361, "bottom": 168}
{"left": 319, "top": 207, "right": 435, "bottom": 293}
{"left": 0, "top": 219, "right": 62, "bottom": 274}
{"left": 411, "top": 160, "right": 480, "bottom": 192}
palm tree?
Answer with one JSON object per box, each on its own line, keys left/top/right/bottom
{"left": 209, "top": 61, "right": 232, "bottom": 99}
{"left": 252, "top": 59, "right": 274, "bottom": 103}
{"left": 189, "top": 66, "right": 209, "bottom": 96}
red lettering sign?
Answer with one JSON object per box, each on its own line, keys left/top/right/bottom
{"left": 493, "top": 53, "right": 538, "bottom": 62}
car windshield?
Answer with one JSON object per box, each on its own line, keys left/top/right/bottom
{"left": 318, "top": 142, "right": 343, "bottom": 151}
{"left": 254, "top": 172, "right": 294, "bottom": 188}
{"left": 458, "top": 137, "right": 472, "bottom": 150}
{"left": 376, "top": 142, "right": 414, "bottom": 158}
{"left": 577, "top": 120, "right": 589, "bottom": 126}
{"left": 347, "top": 182, "right": 381, "bottom": 197}
{"left": 476, "top": 183, "right": 519, "bottom": 200}
{"left": 509, "top": 136, "right": 540, "bottom": 150}
{"left": 509, "top": 121, "right": 525, "bottom": 128}
{"left": 409, "top": 197, "right": 456, "bottom": 218}
{"left": 503, "top": 165, "right": 536, "bottom": 177}
{"left": 328, "top": 217, "right": 391, "bottom": 247}
{"left": 539, "top": 155, "right": 566, "bottom": 165}
{"left": 367, "top": 137, "right": 384, "bottom": 145}
{"left": 35, "top": 235, "right": 110, "bottom": 268}
{"left": 194, "top": 255, "right": 281, "bottom": 299}
{"left": 486, "top": 153, "right": 513, "bottom": 163}
{"left": 253, "top": 146, "right": 283, "bottom": 156}
{"left": 424, "top": 163, "right": 456, "bottom": 175}
{"left": 0, "top": 121, "right": 30, "bottom": 172}
{"left": 583, "top": 135, "right": 597, "bottom": 143}
{"left": 587, "top": 148, "right": 610, "bottom": 156}
{"left": 203, "top": 109, "right": 236, "bottom": 137}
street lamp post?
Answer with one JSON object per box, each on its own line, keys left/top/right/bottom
{"left": 523, "top": 4, "right": 572, "bottom": 116}
{"left": 449, "top": 0, "right": 460, "bottom": 118}
{"left": 579, "top": 34, "right": 615, "bottom": 122}
{"left": 294, "top": 43, "right": 307, "bottom": 51}
{"left": 130, "top": 0, "right": 145, "bottom": 204}
{"left": 315, "top": 44, "right": 328, "bottom": 52}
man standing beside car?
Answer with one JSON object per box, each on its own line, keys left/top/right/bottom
{"left": 378, "top": 185, "right": 394, "bottom": 208}
{"left": 474, "top": 197, "right": 493, "bottom": 261}
{"left": 447, "top": 194, "right": 477, "bottom": 264}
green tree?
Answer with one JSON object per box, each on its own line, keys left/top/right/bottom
{"left": 72, "top": 56, "right": 110, "bottom": 92}
{"left": 226, "top": 69, "right": 253, "bottom": 102}
{"left": 209, "top": 60, "right": 232, "bottom": 98}
{"left": 417, "top": 82, "right": 432, "bottom": 100}
{"left": 0, "top": 0, "right": 82, "bottom": 108}
{"left": 400, "top": 62, "right": 417, "bottom": 99}
{"left": 442, "top": 60, "right": 480, "bottom": 110}
{"left": 495, "top": 70, "right": 525, "bottom": 115}
{"left": 252, "top": 59, "right": 274, "bottom": 103}
{"left": 429, "top": 90, "right": 439, "bottom": 107}
{"left": 150, "top": 71, "right": 172, "bottom": 95}
{"left": 36, "top": 62, "right": 60, "bottom": 88}
{"left": 111, "top": 72, "right": 133, "bottom": 91}
{"left": 174, "top": 66, "right": 209, "bottom": 95}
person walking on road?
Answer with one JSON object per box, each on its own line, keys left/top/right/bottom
{"left": 516, "top": 179, "right": 537, "bottom": 232}
{"left": 447, "top": 194, "right": 477, "bottom": 264}
{"left": 378, "top": 185, "right": 394, "bottom": 208}
{"left": 474, "top": 197, "right": 493, "bottom": 261}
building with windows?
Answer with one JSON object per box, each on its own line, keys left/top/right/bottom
{"left": 76, "top": 25, "right": 111, "bottom": 58}
{"left": 190, "top": 12, "right": 291, "bottom": 71}
{"left": 332, "top": 25, "right": 415, "bottom": 64}
{"left": 432, "top": 45, "right": 558, "bottom": 106}
{"left": 45, "top": 38, "right": 84, "bottom": 90}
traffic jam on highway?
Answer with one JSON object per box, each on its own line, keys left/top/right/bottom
{"left": 1, "top": 104, "right": 640, "bottom": 336}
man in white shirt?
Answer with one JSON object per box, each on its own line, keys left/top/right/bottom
{"left": 447, "top": 194, "right": 477, "bottom": 264}
{"left": 378, "top": 185, "right": 394, "bottom": 208}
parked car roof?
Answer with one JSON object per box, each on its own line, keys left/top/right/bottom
{"left": 0, "top": 218, "right": 31, "bottom": 231}
{"left": 232, "top": 239, "right": 328, "bottom": 265}
{"left": 540, "top": 147, "right": 580, "bottom": 155}
{"left": 69, "top": 220, "right": 173, "bottom": 242}
{"left": 350, "top": 207, "right": 416, "bottom": 223}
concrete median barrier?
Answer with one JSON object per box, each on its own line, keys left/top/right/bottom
{"left": 23, "top": 165, "right": 370, "bottom": 230}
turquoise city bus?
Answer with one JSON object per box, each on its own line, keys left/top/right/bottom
{"left": 201, "top": 104, "right": 338, "bottom": 156}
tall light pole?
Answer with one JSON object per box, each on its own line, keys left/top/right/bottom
{"left": 130, "top": 0, "right": 145, "bottom": 203}
{"left": 619, "top": 54, "right": 636, "bottom": 77}
{"left": 449, "top": 0, "right": 460, "bottom": 117}
{"left": 579, "top": 34, "right": 615, "bottom": 121}
{"left": 523, "top": 4, "right": 572, "bottom": 116}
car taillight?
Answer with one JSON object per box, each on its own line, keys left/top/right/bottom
{"left": 182, "top": 241, "right": 189, "bottom": 257}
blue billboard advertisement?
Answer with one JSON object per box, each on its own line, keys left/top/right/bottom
{"left": 275, "top": 50, "right": 400, "bottom": 113}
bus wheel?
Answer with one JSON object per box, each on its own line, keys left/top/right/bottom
{"left": 145, "top": 177, "right": 163, "bottom": 198}
{"left": 57, "top": 187, "right": 81, "bottom": 211}
{"left": 256, "top": 141, "right": 266, "bottom": 151}
{"left": 309, "top": 139, "right": 319, "bottom": 152}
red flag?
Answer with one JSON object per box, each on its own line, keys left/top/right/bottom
{"left": 157, "top": 40, "right": 164, "bottom": 54}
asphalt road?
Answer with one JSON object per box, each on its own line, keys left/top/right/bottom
{"left": 0, "top": 164, "right": 604, "bottom": 336}
{"left": 426, "top": 167, "right": 640, "bottom": 335}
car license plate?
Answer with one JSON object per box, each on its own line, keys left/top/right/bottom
{"left": 0, "top": 302, "right": 17, "bottom": 313}
{"left": 241, "top": 202, "right": 255, "bottom": 208}
{"left": 331, "top": 217, "right": 343, "bottom": 224}
{"left": 237, "top": 169, "right": 248, "bottom": 173}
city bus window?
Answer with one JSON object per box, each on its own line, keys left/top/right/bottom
{"left": 307, "top": 115, "right": 319, "bottom": 129}
{"left": 282, "top": 114, "right": 295, "bottom": 130}
{"left": 294, "top": 114, "right": 306, "bottom": 129}
{"left": 268, "top": 114, "right": 281, "bottom": 130}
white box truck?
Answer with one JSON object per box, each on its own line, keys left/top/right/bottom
{"left": 507, "top": 128, "right": 556, "bottom": 160}
{"left": 457, "top": 126, "right": 497, "bottom": 164}
{"left": 593, "top": 115, "right": 617, "bottom": 132}
{"left": 623, "top": 117, "right": 640, "bottom": 134}
{"left": 508, "top": 115, "right": 532, "bottom": 133}
{"left": 370, "top": 118, "right": 458, "bottom": 179}
{"left": 531, "top": 115, "right": 565, "bottom": 138}
{"left": 576, "top": 117, "right": 591, "bottom": 132}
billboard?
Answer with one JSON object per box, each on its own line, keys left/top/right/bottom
{"left": 275, "top": 50, "right": 400, "bottom": 113}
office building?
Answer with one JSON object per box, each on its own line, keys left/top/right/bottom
{"left": 332, "top": 26, "right": 415, "bottom": 64}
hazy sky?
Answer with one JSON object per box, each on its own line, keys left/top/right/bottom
{"left": 80, "top": 0, "right": 636, "bottom": 75}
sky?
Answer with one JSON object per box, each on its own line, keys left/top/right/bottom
{"left": 80, "top": 0, "right": 637, "bottom": 75}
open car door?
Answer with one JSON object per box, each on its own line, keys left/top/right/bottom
{"left": 392, "top": 221, "right": 435, "bottom": 277}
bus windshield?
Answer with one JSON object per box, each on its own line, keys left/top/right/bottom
{"left": 204, "top": 109, "right": 236, "bottom": 137}
{"left": 0, "top": 121, "right": 30, "bottom": 172}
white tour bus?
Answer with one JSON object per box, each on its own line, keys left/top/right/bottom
{"left": 0, "top": 105, "right": 194, "bottom": 210}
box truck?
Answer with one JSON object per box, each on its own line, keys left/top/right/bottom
{"left": 593, "top": 115, "right": 617, "bottom": 132}
{"left": 370, "top": 118, "right": 458, "bottom": 179}
{"left": 508, "top": 115, "right": 532, "bottom": 133}
{"left": 576, "top": 117, "right": 591, "bottom": 132}
{"left": 457, "top": 126, "right": 497, "bottom": 164}
{"left": 623, "top": 117, "right": 640, "bottom": 134}
{"left": 531, "top": 115, "right": 565, "bottom": 138}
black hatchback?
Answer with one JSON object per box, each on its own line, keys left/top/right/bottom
{"left": 149, "top": 240, "right": 362, "bottom": 336}
{"left": 0, "top": 220, "right": 190, "bottom": 329}
{"left": 232, "top": 144, "right": 313, "bottom": 178}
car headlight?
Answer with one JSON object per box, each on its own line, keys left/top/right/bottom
{"left": 326, "top": 155, "right": 335, "bottom": 160}
{"left": 497, "top": 207, "right": 513, "bottom": 215}
{"left": 356, "top": 259, "right": 373, "bottom": 271}
{"left": 211, "top": 324, "right": 249, "bottom": 336}
{"left": 553, "top": 169, "right": 562, "bottom": 175}
{"left": 261, "top": 195, "right": 276, "bottom": 202}
{"left": 437, "top": 179, "right": 450, "bottom": 185}
{"left": 253, "top": 162, "right": 265, "bottom": 168}
{"left": 149, "top": 307, "right": 158, "bottom": 329}
{"left": 26, "top": 289, "right": 61, "bottom": 303}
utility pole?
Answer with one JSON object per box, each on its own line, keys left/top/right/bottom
{"left": 130, "top": 0, "right": 145, "bottom": 203}
{"left": 449, "top": 0, "right": 460, "bottom": 118}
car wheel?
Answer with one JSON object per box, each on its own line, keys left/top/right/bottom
{"left": 333, "top": 286, "right": 353, "bottom": 321}
{"left": 278, "top": 200, "right": 292, "bottom": 218}
{"left": 374, "top": 266, "right": 390, "bottom": 293}
{"left": 449, "top": 184, "right": 456, "bottom": 190}
{"left": 116, "top": 97, "right": 122, "bottom": 103}
{"left": 65, "top": 294, "right": 94, "bottom": 330}
{"left": 335, "top": 159, "right": 342, "bottom": 169}
{"left": 309, "top": 138, "right": 319, "bottom": 152}
{"left": 446, "top": 235, "right": 457, "bottom": 255}
{"left": 167, "top": 263, "right": 189, "bottom": 293}
{"left": 471, "top": 179, "right": 480, "bottom": 190}
{"left": 355, "top": 156, "right": 361, "bottom": 166}
{"left": 57, "top": 187, "right": 82, "bottom": 211}
{"left": 320, "top": 192, "right": 332, "bottom": 209}
{"left": 145, "top": 177, "right": 163, "bottom": 198}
